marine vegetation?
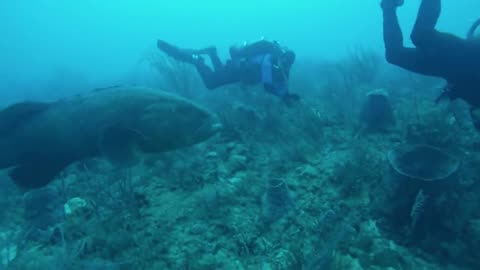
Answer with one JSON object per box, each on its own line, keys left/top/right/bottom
{"left": 0, "top": 86, "right": 220, "bottom": 189}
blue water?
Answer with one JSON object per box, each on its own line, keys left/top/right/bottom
{"left": 1, "top": 0, "right": 478, "bottom": 104}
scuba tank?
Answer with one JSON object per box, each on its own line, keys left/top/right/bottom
{"left": 229, "top": 38, "right": 282, "bottom": 59}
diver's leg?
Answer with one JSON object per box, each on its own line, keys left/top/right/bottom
{"left": 410, "top": 0, "right": 466, "bottom": 51}
{"left": 202, "top": 47, "right": 223, "bottom": 72}
{"left": 157, "top": 40, "right": 237, "bottom": 89}
{"left": 157, "top": 40, "right": 222, "bottom": 72}
{"left": 194, "top": 61, "right": 218, "bottom": 89}
{"left": 381, "top": 2, "right": 434, "bottom": 74}
{"left": 410, "top": 0, "right": 441, "bottom": 47}
{"left": 194, "top": 62, "right": 239, "bottom": 90}
{"left": 409, "top": 0, "right": 473, "bottom": 80}
{"left": 382, "top": 2, "right": 404, "bottom": 54}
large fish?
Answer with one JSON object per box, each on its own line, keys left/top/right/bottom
{"left": 0, "top": 86, "right": 221, "bottom": 189}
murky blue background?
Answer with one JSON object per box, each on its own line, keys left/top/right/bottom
{"left": 1, "top": 0, "right": 478, "bottom": 103}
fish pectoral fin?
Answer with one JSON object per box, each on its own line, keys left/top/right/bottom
{"left": 0, "top": 101, "right": 52, "bottom": 135}
{"left": 9, "top": 161, "right": 67, "bottom": 189}
{"left": 98, "top": 125, "right": 142, "bottom": 167}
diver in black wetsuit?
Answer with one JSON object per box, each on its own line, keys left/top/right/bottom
{"left": 381, "top": 0, "right": 480, "bottom": 129}
{"left": 157, "top": 39, "right": 299, "bottom": 103}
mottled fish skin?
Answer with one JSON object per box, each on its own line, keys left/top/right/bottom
{"left": 0, "top": 86, "right": 220, "bottom": 189}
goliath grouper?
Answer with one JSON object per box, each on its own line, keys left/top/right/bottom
{"left": 0, "top": 86, "right": 221, "bottom": 189}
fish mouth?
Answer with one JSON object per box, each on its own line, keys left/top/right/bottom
{"left": 189, "top": 117, "right": 222, "bottom": 143}
{"left": 137, "top": 116, "right": 222, "bottom": 153}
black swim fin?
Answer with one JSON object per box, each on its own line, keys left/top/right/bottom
{"left": 157, "top": 40, "right": 204, "bottom": 64}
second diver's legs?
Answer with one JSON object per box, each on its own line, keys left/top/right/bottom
{"left": 157, "top": 40, "right": 222, "bottom": 68}
{"left": 409, "top": 0, "right": 473, "bottom": 81}
{"left": 382, "top": 0, "right": 405, "bottom": 54}
{"left": 194, "top": 61, "right": 240, "bottom": 89}
{"left": 200, "top": 47, "right": 223, "bottom": 72}
{"left": 410, "top": 0, "right": 441, "bottom": 47}
{"left": 157, "top": 40, "right": 238, "bottom": 89}
{"left": 381, "top": 1, "right": 437, "bottom": 75}
{"left": 189, "top": 47, "right": 240, "bottom": 89}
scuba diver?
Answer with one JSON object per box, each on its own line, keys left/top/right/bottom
{"left": 381, "top": 0, "right": 480, "bottom": 129}
{"left": 157, "top": 38, "right": 300, "bottom": 104}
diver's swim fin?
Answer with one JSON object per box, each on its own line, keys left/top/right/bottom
{"left": 157, "top": 40, "right": 203, "bottom": 64}
{"left": 157, "top": 40, "right": 191, "bottom": 62}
